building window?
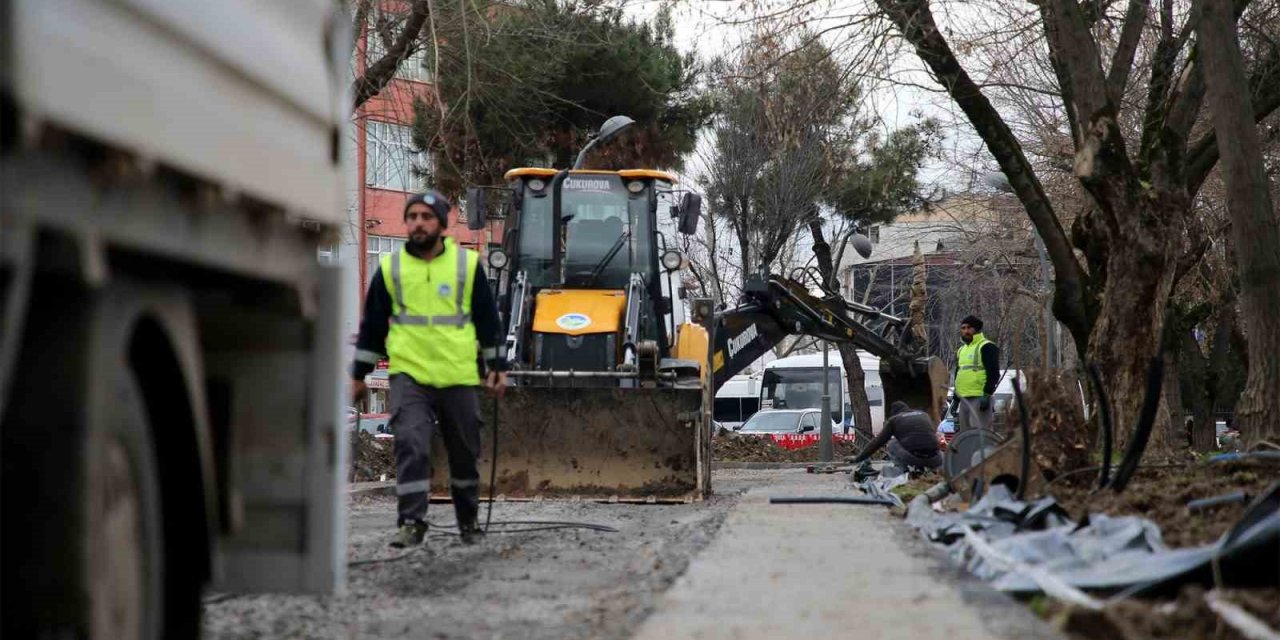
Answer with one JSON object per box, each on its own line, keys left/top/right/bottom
{"left": 318, "top": 243, "right": 337, "bottom": 266}
{"left": 365, "top": 13, "right": 434, "bottom": 83}
{"left": 869, "top": 225, "right": 880, "bottom": 244}
{"left": 365, "top": 120, "right": 428, "bottom": 192}
{"left": 367, "top": 235, "right": 406, "bottom": 283}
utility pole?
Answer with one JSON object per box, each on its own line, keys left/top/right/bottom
{"left": 819, "top": 342, "right": 833, "bottom": 463}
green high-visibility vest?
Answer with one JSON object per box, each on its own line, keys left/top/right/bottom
{"left": 955, "top": 332, "right": 993, "bottom": 398}
{"left": 381, "top": 238, "right": 481, "bottom": 387}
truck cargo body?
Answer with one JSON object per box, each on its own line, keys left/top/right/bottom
{"left": 1, "top": 1, "right": 349, "bottom": 637}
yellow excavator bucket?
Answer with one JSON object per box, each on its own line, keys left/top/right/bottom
{"left": 426, "top": 386, "right": 708, "bottom": 502}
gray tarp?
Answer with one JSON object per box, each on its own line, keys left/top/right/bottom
{"left": 903, "top": 481, "right": 1280, "bottom": 599}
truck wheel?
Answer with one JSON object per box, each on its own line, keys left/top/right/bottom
{"left": 83, "top": 371, "right": 165, "bottom": 640}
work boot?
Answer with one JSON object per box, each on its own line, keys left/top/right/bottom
{"left": 390, "top": 520, "right": 428, "bottom": 548}
{"left": 458, "top": 521, "right": 485, "bottom": 546}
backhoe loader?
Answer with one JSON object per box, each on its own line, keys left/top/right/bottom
{"left": 428, "top": 121, "right": 948, "bottom": 502}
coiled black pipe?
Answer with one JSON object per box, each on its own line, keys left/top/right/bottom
{"left": 1109, "top": 356, "right": 1164, "bottom": 493}
{"left": 1086, "top": 364, "right": 1114, "bottom": 489}
{"left": 1011, "top": 376, "right": 1031, "bottom": 500}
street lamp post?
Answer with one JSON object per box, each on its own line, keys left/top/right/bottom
{"left": 819, "top": 342, "right": 833, "bottom": 463}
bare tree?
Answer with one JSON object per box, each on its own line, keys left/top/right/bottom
{"left": 866, "top": 0, "right": 1280, "bottom": 454}
{"left": 350, "top": 0, "right": 432, "bottom": 110}
{"left": 1195, "top": 0, "right": 1280, "bottom": 446}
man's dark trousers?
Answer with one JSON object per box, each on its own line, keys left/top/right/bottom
{"left": 389, "top": 373, "right": 482, "bottom": 527}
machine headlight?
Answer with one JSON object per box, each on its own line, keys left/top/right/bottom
{"left": 626, "top": 180, "right": 645, "bottom": 194}
{"left": 527, "top": 178, "right": 547, "bottom": 192}
{"left": 488, "top": 248, "right": 510, "bottom": 270}
{"left": 661, "top": 249, "right": 684, "bottom": 272}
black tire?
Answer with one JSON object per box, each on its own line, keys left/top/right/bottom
{"left": 81, "top": 369, "right": 166, "bottom": 640}
{"left": 1, "top": 280, "right": 165, "bottom": 640}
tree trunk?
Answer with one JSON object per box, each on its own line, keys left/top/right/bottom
{"left": 1084, "top": 207, "right": 1177, "bottom": 454}
{"left": 838, "top": 342, "right": 873, "bottom": 434}
{"left": 1182, "top": 330, "right": 1217, "bottom": 452}
{"left": 1197, "top": 0, "right": 1280, "bottom": 447}
{"left": 702, "top": 211, "right": 723, "bottom": 306}
{"left": 807, "top": 218, "right": 874, "bottom": 432}
{"left": 1160, "top": 339, "right": 1187, "bottom": 450}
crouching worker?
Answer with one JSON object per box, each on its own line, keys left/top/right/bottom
{"left": 848, "top": 401, "right": 942, "bottom": 471}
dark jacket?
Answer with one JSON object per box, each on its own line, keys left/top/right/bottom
{"left": 851, "top": 410, "right": 939, "bottom": 464}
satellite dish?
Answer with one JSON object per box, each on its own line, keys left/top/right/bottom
{"left": 851, "top": 233, "right": 873, "bottom": 259}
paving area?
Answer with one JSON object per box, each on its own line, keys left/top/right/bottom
{"left": 634, "top": 470, "right": 1061, "bottom": 640}
{"left": 203, "top": 470, "right": 1060, "bottom": 639}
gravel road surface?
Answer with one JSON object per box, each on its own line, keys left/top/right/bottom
{"left": 203, "top": 470, "right": 773, "bottom": 639}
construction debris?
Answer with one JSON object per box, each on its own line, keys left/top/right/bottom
{"left": 712, "top": 434, "right": 861, "bottom": 462}
{"left": 905, "top": 479, "right": 1280, "bottom": 600}
{"left": 349, "top": 430, "right": 396, "bottom": 483}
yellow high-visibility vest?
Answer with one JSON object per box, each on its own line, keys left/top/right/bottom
{"left": 381, "top": 238, "right": 481, "bottom": 387}
{"left": 955, "top": 332, "right": 993, "bottom": 398}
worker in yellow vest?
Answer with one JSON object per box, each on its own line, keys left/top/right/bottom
{"left": 350, "top": 191, "right": 507, "bottom": 549}
{"left": 949, "top": 315, "right": 1000, "bottom": 433}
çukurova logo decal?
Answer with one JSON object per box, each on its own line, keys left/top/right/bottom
{"left": 556, "top": 313, "right": 592, "bottom": 331}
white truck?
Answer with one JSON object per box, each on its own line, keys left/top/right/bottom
{"left": 1, "top": 1, "right": 349, "bottom": 638}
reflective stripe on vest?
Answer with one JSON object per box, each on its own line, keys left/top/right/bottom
{"left": 389, "top": 244, "right": 470, "bottom": 327}
{"left": 381, "top": 238, "right": 480, "bottom": 387}
{"left": 955, "top": 333, "right": 992, "bottom": 398}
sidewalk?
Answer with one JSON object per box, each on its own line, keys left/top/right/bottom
{"left": 631, "top": 470, "right": 1063, "bottom": 640}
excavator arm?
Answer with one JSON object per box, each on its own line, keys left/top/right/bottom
{"left": 710, "top": 271, "right": 948, "bottom": 421}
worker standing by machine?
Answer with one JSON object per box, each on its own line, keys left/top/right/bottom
{"left": 950, "top": 315, "right": 1000, "bottom": 433}
{"left": 350, "top": 191, "right": 508, "bottom": 548}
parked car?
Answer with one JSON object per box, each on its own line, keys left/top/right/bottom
{"left": 735, "top": 409, "right": 824, "bottom": 436}
{"left": 1216, "top": 420, "right": 1241, "bottom": 450}
{"left": 348, "top": 412, "right": 393, "bottom": 435}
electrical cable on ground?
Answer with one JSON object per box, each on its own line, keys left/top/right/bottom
{"left": 1086, "top": 364, "right": 1114, "bottom": 489}
{"left": 1011, "top": 376, "right": 1031, "bottom": 500}
{"left": 1108, "top": 355, "right": 1164, "bottom": 492}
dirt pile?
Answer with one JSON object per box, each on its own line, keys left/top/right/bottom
{"left": 1053, "top": 586, "right": 1280, "bottom": 640}
{"left": 713, "top": 435, "right": 862, "bottom": 462}
{"left": 349, "top": 430, "right": 396, "bottom": 482}
{"left": 1047, "top": 457, "right": 1279, "bottom": 547}
{"left": 1014, "top": 369, "right": 1091, "bottom": 476}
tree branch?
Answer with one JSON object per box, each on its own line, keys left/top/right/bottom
{"left": 876, "top": 0, "right": 1092, "bottom": 343}
{"left": 1186, "top": 50, "right": 1280, "bottom": 196}
{"left": 1106, "top": 0, "right": 1150, "bottom": 104}
{"left": 351, "top": 0, "right": 431, "bottom": 110}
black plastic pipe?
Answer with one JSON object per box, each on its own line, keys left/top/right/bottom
{"left": 1109, "top": 356, "right": 1164, "bottom": 493}
{"left": 768, "top": 496, "right": 897, "bottom": 506}
{"left": 1011, "top": 377, "right": 1031, "bottom": 500}
{"left": 1086, "top": 364, "right": 1114, "bottom": 489}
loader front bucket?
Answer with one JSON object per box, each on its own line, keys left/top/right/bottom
{"left": 880, "top": 356, "right": 950, "bottom": 423}
{"left": 427, "top": 386, "right": 707, "bottom": 502}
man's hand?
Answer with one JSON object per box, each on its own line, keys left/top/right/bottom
{"left": 948, "top": 397, "right": 960, "bottom": 417}
{"left": 977, "top": 395, "right": 991, "bottom": 412}
{"left": 484, "top": 370, "right": 507, "bottom": 398}
{"left": 351, "top": 379, "right": 368, "bottom": 406}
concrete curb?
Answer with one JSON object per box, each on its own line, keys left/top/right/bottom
{"left": 712, "top": 461, "right": 846, "bottom": 470}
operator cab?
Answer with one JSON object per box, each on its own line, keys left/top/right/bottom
{"left": 463, "top": 167, "right": 702, "bottom": 383}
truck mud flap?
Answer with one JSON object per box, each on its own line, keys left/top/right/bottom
{"left": 426, "top": 386, "right": 706, "bottom": 502}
